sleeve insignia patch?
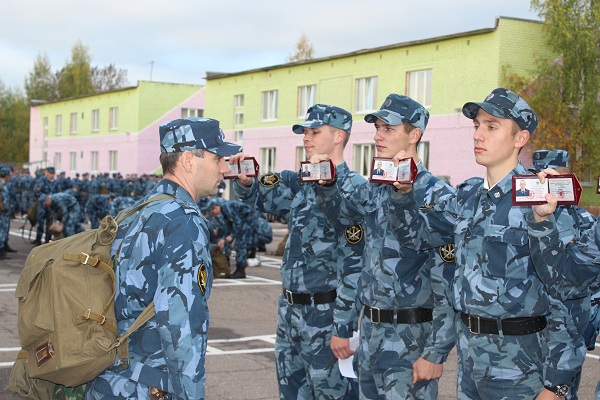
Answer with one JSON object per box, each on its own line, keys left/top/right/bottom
{"left": 438, "top": 243, "right": 455, "bottom": 263}
{"left": 344, "top": 224, "right": 364, "bottom": 245}
{"left": 259, "top": 174, "right": 280, "bottom": 188}
{"left": 198, "top": 262, "right": 208, "bottom": 295}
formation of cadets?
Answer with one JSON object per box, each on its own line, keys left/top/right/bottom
{"left": 0, "top": 166, "right": 272, "bottom": 270}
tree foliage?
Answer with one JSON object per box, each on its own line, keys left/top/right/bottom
{"left": 57, "top": 41, "right": 96, "bottom": 99}
{"left": 24, "top": 53, "right": 58, "bottom": 102}
{"left": 287, "top": 34, "right": 315, "bottom": 62}
{"left": 91, "top": 64, "right": 128, "bottom": 92}
{"left": 0, "top": 82, "right": 30, "bottom": 163}
{"left": 506, "top": 0, "right": 600, "bottom": 178}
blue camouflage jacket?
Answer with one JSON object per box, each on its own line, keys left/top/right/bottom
{"left": 390, "top": 162, "right": 586, "bottom": 387}
{"left": 233, "top": 162, "right": 364, "bottom": 338}
{"left": 96, "top": 179, "right": 212, "bottom": 398}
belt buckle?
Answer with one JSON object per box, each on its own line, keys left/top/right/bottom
{"left": 369, "top": 307, "right": 381, "bottom": 323}
{"left": 468, "top": 315, "right": 481, "bottom": 334}
{"left": 284, "top": 290, "right": 294, "bottom": 305}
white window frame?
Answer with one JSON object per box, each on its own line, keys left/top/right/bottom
{"left": 355, "top": 77, "right": 378, "bottom": 113}
{"left": 109, "top": 150, "right": 118, "bottom": 171}
{"left": 407, "top": 69, "right": 432, "bottom": 108}
{"left": 295, "top": 146, "right": 307, "bottom": 166}
{"left": 234, "top": 94, "right": 245, "bottom": 108}
{"left": 91, "top": 109, "right": 100, "bottom": 132}
{"left": 109, "top": 107, "right": 118, "bottom": 130}
{"left": 234, "top": 130, "right": 244, "bottom": 142}
{"left": 261, "top": 90, "right": 278, "bottom": 121}
{"left": 70, "top": 112, "right": 77, "bottom": 134}
{"left": 70, "top": 151, "right": 77, "bottom": 172}
{"left": 55, "top": 115, "right": 62, "bottom": 135}
{"left": 54, "top": 152, "right": 62, "bottom": 172}
{"left": 181, "top": 108, "right": 204, "bottom": 118}
{"left": 297, "top": 85, "right": 317, "bottom": 118}
{"left": 259, "top": 147, "right": 276, "bottom": 173}
{"left": 353, "top": 143, "right": 376, "bottom": 177}
{"left": 91, "top": 151, "right": 99, "bottom": 172}
{"left": 43, "top": 117, "right": 48, "bottom": 136}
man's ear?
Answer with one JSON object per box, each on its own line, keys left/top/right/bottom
{"left": 410, "top": 128, "right": 422, "bottom": 144}
{"left": 180, "top": 151, "right": 195, "bottom": 172}
{"left": 334, "top": 129, "right": 345, "bottom": 145}
{"left": 515, "top": 129, "right": 530, "bottom": 149}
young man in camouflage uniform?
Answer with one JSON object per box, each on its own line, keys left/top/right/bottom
{"left": 231, "top": 104, "right": 364, "bottom": 399}
{"left": 391, "top": 88, "right": 586, "bottom": 399}
{"left": 86, "top": 117, "right": 241, "bottom": 399}
{"left": 312, "top": 94, "right": 455, "bottom": 399}
{"left": 0, "top": 167, "right": 11, "bottom": 259}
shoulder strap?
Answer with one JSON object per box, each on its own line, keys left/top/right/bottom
{"left": 115, "top": 194, "right": 173, "bottom": 223}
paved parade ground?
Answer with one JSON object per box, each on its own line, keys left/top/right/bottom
{"left": 0, "top": 217, "right": 599, "bottom": 399}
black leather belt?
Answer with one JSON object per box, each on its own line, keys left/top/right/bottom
{"left": 364, "top": 306, "right": 433, "bottom": 324}
{"left": 460, "top": 312, "right": 547, "bottom": 335}
{"left": 282, "top": 289, "right": 337, "bottom": 305}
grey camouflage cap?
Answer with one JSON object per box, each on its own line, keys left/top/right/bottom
{"left": 364, "top": 94, "right": 429, "bottom": 132}
{"left": 529, "top": 149, "right": 569, "bottom": 171}
{"left": 292, "top": 104, "right": 353, "bottom": 134}
{"left": 159, "top": 117, "right": 242, "bottom": 156}
{"left": 462, "top": 88, "right": 538, "bottom": 134}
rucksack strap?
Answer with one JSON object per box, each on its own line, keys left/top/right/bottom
{"left": 114, "top": 302, "right": 156, "bottom": 368}
{"left": 115, "top": 195, "right": 174, "bottom": 224}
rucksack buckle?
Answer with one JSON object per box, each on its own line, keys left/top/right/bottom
{"left": 83, "top": 309, "right": 92, "bottom": 320}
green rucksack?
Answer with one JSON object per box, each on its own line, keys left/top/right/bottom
{"left": 6, "top": 195, "right": 171, "bottom": 397}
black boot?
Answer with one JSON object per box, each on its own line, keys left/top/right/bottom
{"left": 229, "top": 264, "right": 246, "bottom": 279}
{"left": 0, "top": 249, "right": 10, "bottom": 259}
{"left": 31, "top": 237, "right": 42, "bottom": 246}
{"left": 4, "top": 241, "right": 16, "bottom": 253}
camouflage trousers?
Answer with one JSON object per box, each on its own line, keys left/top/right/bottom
{"left": 275, "top": 295, "right": 358, "bottom": 400}
{"left": 0, "top": 212, "right": 9, "bottom": 243}
{"left": 356, "top": 317, "right": 437, "bottom": 399}
{"left": 85, "top": 378, "right": 176, "bottom": 400}
{"left": 456, "top": 317, "right": 547, "bottom": 400}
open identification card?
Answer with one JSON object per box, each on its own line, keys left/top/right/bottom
{"left": 512, "top": 174, "right": 582, "bottom": 206}
{"left": 369, "top": 157, "right": 418, "bottom": 184}
{"left": 299, "top": 160, "right": 336, "bottom": 182}
{"left": 224, "top": 157, "right": 259, "bottom": 179}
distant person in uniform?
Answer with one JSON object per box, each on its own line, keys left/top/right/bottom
{"left": 85, "top": 117, "right": 241, "bottom": 399}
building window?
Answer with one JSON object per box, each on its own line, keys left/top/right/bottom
{"left": 109, "top": 107, "right": 118, "bottom": 130}
{"left": 418, "top": 141, "right": 429, "bottom": 169}
{"left": 234, "top": 112, "right": 244, "bottom": 125}
{"left": 260, "top": 147, "right": 276, "bottom": 173}
{"left": 91, "top": 109, "right": 100, "bottom": 132}
{"left": 109, "top": 150, "right": 118, "bottom": 171}
{"left": 91, "top": 151, "right": 99, "bottom": 172}
{"left": 70, "top": 152, "right": 77, "bottom": 171}
{"left": 54, "top": 153, "right": 62, "bottom": 172}
{"left": 261, "top": 90, "right": 278, "bottom": 121}
{"left": 407, "top": 69, "right": 432, "bottom": 108}
{"left": 355, "top": 77, "right": 378, "bottom": 113}
{"left": 296, "top": 146, "right": 306, "bottom": 166}
{"left": 55, "top": 115, "right": 63, "bottom": 135}
{"left": 297, "top": 85, "right": 317, "bottom": 118}
{"left": 234, "top": 94, "right": 245, "bottom": 108}
{"left": 353, "top": 143, "right": 376, "bottom": 177}
{"left": 43, "top": 117, "right": 48, "bottom": 136}
{"left": 234, "top": 130, "right": 243, "bottom": 142}
{"left": 181, "top": 108, "right": 204, "bottom": 118}
{"left": 70, "top": 112, "right": 77, "bottom": 134}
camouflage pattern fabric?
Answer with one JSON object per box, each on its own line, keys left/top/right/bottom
{"left": 234, "top": 161, "right": 364, "bottom": 399}
{"left": 218, "top": 199, "right": 257, "bottom": 268}
{"left": 108, "top": 196, "right": 136, "bottom": 217}
{"left": 390, "top": 162, "right": 586, "bottom": 398}
{"left": 46, "top": 192, "right": 84, "bottom": 237}
{"left": 0, "top": 182, "right": 9, "bottom": 244}
{"left": 86, "top": 194, "right": 111, "bottom": 229}
{"left": 316, "top": 162, "right": 454, "bottom": 398}
{"left": 85, "top": 179, "right": 212, "bottom": 399}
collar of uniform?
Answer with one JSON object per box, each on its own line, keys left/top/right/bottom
{"left": 152, "top": 178, "right": 199, "bottom": 212}
{"left": 335, "top": 160, "right": 349, "bottom": 175}
{"left": 483, "top": 162, "right": 530, "bottom": 204}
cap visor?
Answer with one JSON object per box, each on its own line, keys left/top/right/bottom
{"left": 207, "top": 142, "right": 243, "bottom": 157}
{"left": 364, "top": 111, "right": 405, "bottom": 125}
{"left": 462, "top": 102, "right": 509, "bottom": 120}
{"left": 292, "top": 120, "right": 325, "bottom": 134}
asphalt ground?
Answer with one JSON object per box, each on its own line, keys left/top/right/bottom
{"left": 0, "top": 217, "right": 598, "bottom": 399}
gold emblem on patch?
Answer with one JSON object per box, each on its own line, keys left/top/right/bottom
{"left": 259, "top": 174, "right": 280, "bottom": 187}
{"left": 438, "top": 243, "right": 455, "bottom": 263}
{"left": 345, "top": 225, "right": 364, "bottom": 244}
{"left": 198, "top": 263, "right": 208, "bottom": 295}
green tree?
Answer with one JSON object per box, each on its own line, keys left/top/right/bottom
{"left": 520, "top": 0, "right": 600, "bottom": 177}
{"left": 91, "top": 64, "right": 129, "bottom": 92}
{"left": 57, "top": 41, "right": 95, "bottom": 99}
{"left": 0, "top": 81, "right": 30, "bottom": 163}
{"left": 287, "top": 34, "right": 315, "bottom": 62}
{"left": 24, "top": 52, "right": 58, "bottom": 102}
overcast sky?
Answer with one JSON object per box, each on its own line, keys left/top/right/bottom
{"left": 0, "top": 0, "right": 541, "bottom": 91}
